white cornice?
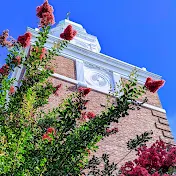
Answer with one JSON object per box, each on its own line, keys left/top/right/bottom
{"left": 27, "top": 27, "right": 162, "bottom": 84}
{"left": 51, "top": 72, "right": 166, "bottom": 114}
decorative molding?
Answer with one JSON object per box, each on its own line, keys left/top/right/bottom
{"left": 155, "top": 122, "right": 171, "bottom": 133}
{"left": 27, "top": 27, "right": 162, "bottom": 85}
{"left": 49, "top": 19, "right": 101, "bottom": 52}
{"left": 84, "top": 63, "right": 113, "bottom": 93}
{"left": 158, "top": 117, "right": 169, "bottom": 126}
{"left": 113, "top": 72, "right": 121, "bottom": 93}
{"left": 75, "top": 59, "right": 85, "bottom": 83}
{"left": 50, "top": 72, "right": 167, "bottom": 114}
{"left": 141, "top": 103, "right": 166, "bottom": 114}
{"left": 162, "top": 131, "right": 174, "bottom": 140}
{"left": 52, "top": 73, "right": 78, "bottom": 84}
{"left": 151, "top": 110, "right": 167, "bottom": 118}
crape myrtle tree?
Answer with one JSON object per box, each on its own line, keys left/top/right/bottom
{"left": 0, "top": 0, "right": 175, "bottom": 175}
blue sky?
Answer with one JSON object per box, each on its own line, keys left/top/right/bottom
{"left": 0, "top": 0, "right": 175, "bottom": 140}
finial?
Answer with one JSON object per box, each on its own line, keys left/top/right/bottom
{"left": 66, "top": 12, "right": 71, "bottom": 20}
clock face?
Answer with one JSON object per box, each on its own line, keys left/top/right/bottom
{"left": 84, "top": 66, "right": 112, "bottom": 91}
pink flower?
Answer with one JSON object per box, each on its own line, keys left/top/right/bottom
{"left": 106, "top": 127, "right": 118, "bottom": 134}
{"left": 0, "top": 30, "right": 13, "bottom": 47}
{"left": 36, "top": 0, "right": 55, "bottom": 27}
{"left": 81, "top": 112, "right": 88, "bottom": 120}
{"left": 121, "top": 140, "right": 176, "bottom": 175}
{"left": 9, "top": 86, "right": 15, "bottom": 95}
{"left": 128, "top": 166, "right": 150, "bottom": 176}
{"left": 106, "top": 129, "right": 111, "bottom": 133}
{"left": 87, "top": 112, "right": 96, "bottom": 119}
{"left": 42, "top": 133, "right": 52, "bottom": 142}
{"left": 12, "top": 56, "right": 21, "bottom": 65}
{"left": 39, "top": 48, "right": 47, "bottom": 60}
{"left": 40, "top": 12, "right": 55, "bottom": 27}
{"left": 151, "top": 172, "right": 160, "bottom": 176}
{"left": 81, "top": 112, "right": 96, "bottom": 120}
{"left": 144, "top": 77, "right": 165, "bottom": 93}
{"left": 17, "top": 32, "right": 32, "bottom": 48}
{"left": 53, "top": 84, "right": 62, "bottom": 96}
{"left": 46, "top": 127, "right": 56, "bottom": 135}
{"left": 78, "top": 87, "right": 91, "bottom": 96}
{"left": 60, "top": 25, "right": 77, "bottom": 41}
{"left": 0, "top": 64, "right": 9, "bottom": 76}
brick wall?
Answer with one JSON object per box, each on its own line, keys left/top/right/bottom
{"left": 40, "top": 56, "right": 174, "bottom": 171}
{"left": 49, "top": 56, "right": 76, "bottom": 79}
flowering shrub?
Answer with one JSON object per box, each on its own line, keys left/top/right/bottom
{"left": 120, "top": 140, "right": 176, "bottom": 176}
{"left": 0, "top": 0, "right": 172, "bottom": 176}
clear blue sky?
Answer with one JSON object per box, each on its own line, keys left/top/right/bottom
{"left": 0, "top": 0, "right": 175, "bottom": 140}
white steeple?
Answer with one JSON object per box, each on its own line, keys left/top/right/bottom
{"left": 50, "top": 19, "right": 101, "bottom": 53}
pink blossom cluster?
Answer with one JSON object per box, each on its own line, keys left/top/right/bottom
{"left": 60, "top": 25, "right": 77, "bottom": 41}
{"left": 106, "top": 127, "right": 118, "bottom": 133}
{"left": 81, "top": 112, "right": 96, "bottom": 120}
{"left": 9, "top": 86, "right": 15, "bottom": 95}
{"left": 36, "top": 0, "right": 55, "bottom": 27}
{"left": 78, "top": 87, "right": 91, "bottom": 96}
{"left": 42, "top": 127, "right": 56, "bottom": 142}
{"left": 17, "top": 32, "right": 32, "bottom": 48}
{"left": 0, "top": 30, "right": 13, "bottom": 47}
{"left": 12, "top": 56, "right": 21, "bottom": 65}
{"left": 120, "top": 140, "right": 176, "bottom": 176}
{"left": 32, "top": 47, "right": 47, "bottom": 60}
{"left": 0, "top": 64, "right": 9, "bottom": 76}
{"left": 145, "top": 77, "right": 165, "bottom": 93}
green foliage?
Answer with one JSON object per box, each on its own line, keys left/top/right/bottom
{"left": 83, "top": 154, "right": 118, "bottom": 176}
{"left": 127, "top": 131, "right": 153, "bottom": 150}
{"left": 0, "top": 11, "right": 154, "bottom": 176}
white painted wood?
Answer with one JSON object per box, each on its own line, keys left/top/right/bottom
{"left": 27, "top": 27, "right": 162, "bottom": 85}
{"left": 51, "top": 72, "right": 166, "bottom": 114}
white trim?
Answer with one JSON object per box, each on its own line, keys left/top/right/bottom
{"left": 51, "top": 72, "right": 166, "bottom": 114}
{"left": 52, "top": 73, "right": 78, "bottom": 84}
{"left": 27, "top": 27, "right": 162, "bottom": 85}
{"left": 113, "top": 72, "right": 122, "bottom": 93}
{"left": 142, "top": 103, "right": 166, "bottom": 113}
{"left": 75, "top": 59, "right": 85, "bottom": 83}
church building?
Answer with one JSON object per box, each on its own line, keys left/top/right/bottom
{"left": 11, "top": 19, "right": 175, "bottom": 166}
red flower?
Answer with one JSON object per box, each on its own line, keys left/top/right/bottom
{"left": 78, "top": 87, "right": 91, "bottom": 96}
{"left": 36, "top": 0, "right": 55, "bottom": 27}
{"left": 40, "top": 12, "right": 55, "bottom": 27}
{"left": 47, "top": 127, "right": 56, "bottom": 135}
{"left": 60, "top": 25, "right": 77, "bottom": 41}
{"left": 128, "top": 166, "right": 149, "bottom": 176}
{"left": 106, "top": 129, "right": 111, "bottom": 133}
{"left": 81, "top": 112, "right": 96, "bottom": 121}
{"left": 106, "top": 127, "right": 118, "bottom": 134}
{"left": 81, "top": 112, "right": 88, "bottom": 120}
{"left": 0, "top": 30, "right": 13, "bottom": 47}
{"left": 121, "top": 140, "right": 176, "bottom": 175}
{"left": 42, "top": 133, "right": 52, "bottom": 142}
{"left": 12, "top": 56, "right": 21, "bottom": 65}
{"left": 87, "top": 112, "right": 96, "bottom": 119}
{"left": 0, "top": 64, "right": 9, "bottom": 76}
{"left": 39, "top": 48, "right": 47, "bottom": 60}
{"left": 144, "top": 77, "right": 165, "bottom": 93}
{"left": 53, "top": 84, "right": 62, "bottom": 96}
{"left": 9, "top": 86, "right": 15, "bottom": 95}
{"left": 17, "top": 32, "right": 32, "bottom": 48}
